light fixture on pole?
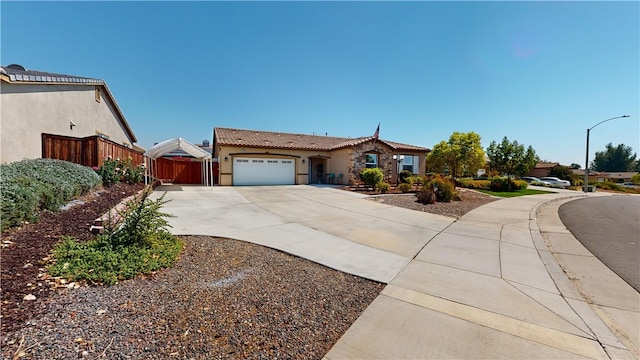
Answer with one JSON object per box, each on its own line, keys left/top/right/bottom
{"left": 392, "top": 154, "right": 405, "bottom": 186}
{"left": 584, "top": 115, "right": 630, "bottom": 192}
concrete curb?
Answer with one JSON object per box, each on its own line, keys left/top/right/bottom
{"left": 535, "top": 196, "right": 639, "bottom": 360}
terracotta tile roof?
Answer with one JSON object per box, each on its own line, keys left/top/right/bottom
{"left": 535, "top": 162, "right": 559, "bottom": 169}
{"left": 214, "top": 128, "right": 350, "bottom": 151}
{"left": 214, "top": 128, "right": 430, "bottom": 152}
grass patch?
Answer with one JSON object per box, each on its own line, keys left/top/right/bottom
{"left": 48, "top": 187, "right": 183, "bottom": 285}
{"left": 478, "top": 189, "right": 555, "bottom": 197}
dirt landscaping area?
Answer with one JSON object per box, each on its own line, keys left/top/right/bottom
{"left": 1, "top": 185, "right": 497, "bottom": 359}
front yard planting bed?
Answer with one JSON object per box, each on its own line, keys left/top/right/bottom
{"left": 2, "top": 236, "right": 383, "bottom": 359}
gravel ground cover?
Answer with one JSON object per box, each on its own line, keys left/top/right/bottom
{"left": 1, "top": 184, "right": 498, "bottom": 359}
{"left": 368, "top": 188, "right": 498, "bottom": 219}
{"left": 1, "top": 183, "right": 144, "bottom": 335}
{"left": 2, "top": 236, "right": 383, "bottom": 359}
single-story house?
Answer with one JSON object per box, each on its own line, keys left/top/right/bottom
{"left": 0, "top": 64, "right": 138, "bottom": 164}
{"left": 528, "top": 162, "right": 559, "bottom": 178}
{"left": 572, "top": 169, "right": 638, "bottom": 183}
{"left": 213, "top": 127, "right": 430, "bottom": 186}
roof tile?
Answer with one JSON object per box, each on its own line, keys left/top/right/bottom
{"left": 214, "top": 128, "right": 429, "bottom": 152}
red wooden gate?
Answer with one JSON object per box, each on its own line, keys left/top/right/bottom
{"left": 155, "top": 157, "right": 203, "bottom": 184}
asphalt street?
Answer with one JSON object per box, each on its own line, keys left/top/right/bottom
{"left": 559, "top": 195, "right": 640, "bottom": 292}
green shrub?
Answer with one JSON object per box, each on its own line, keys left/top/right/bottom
{"left": 376, "top": 182, "right": 391, "bottom": 194}
{"left": 360, "top": 168, "right": 384, "bottom": 188}
{"left": 398, "top": 183, "right": 413, "bottom": 193}
{"left": 489, "top": 177, "right": 524, "bottom": 192}
{"left": 96, "top": 157, "right": 144, "bottom": 186}
{"left": 513, "top": 180, "right": 528, "bottom": 190}
{"left": 417, "top": 187, "right": 436, "bottom": 204}
{"left": 596, "top": 181, "right": 622, "bottom": 191}
{"left": 456, "top": 178, "right": 490, "bottom": 190}
{"left": 399, "top": 170, "right": 413, "bottom": 185}
{"left": 424, "top": 175, "right": 456, "bottom": 202}
{"left": 632, "top": 173, "right": 640, "bottom": 185}
{"left": 1, "top": 159, "right": 101, "bottom": 231}
{"left": 48, "top": 187, "right": 182, "bottom": 285}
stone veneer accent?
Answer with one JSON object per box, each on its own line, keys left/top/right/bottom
{"left": 348, "top": 142, "right": 396, "bottom": 185}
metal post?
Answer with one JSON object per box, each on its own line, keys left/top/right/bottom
{"left": 584, "top": 115, "right": 630, "bottom": 193}
{"left": 584, "top": 128, "right": 590, "bottom": 192}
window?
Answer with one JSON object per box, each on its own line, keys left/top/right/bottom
{"left": 365, "top": 153, "right": 378, "bottom": 168}
{"left": 95, "top": 87, "right": 101, "bottom": 103}
{"left": 401, "top": 155, "right": 419, "bottom": 174}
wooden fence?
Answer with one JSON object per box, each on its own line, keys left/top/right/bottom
{"left": 154, "top": 157, "right": 205, "bottom": 184}
{"left": 42, "top": 133, "right": 143, "bottom": 168}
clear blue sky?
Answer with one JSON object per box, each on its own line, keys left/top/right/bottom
{"left": 2, "top": 1, "right": 638, "bottom": 167}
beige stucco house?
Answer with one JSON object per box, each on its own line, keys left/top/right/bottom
{"left": 0, "top": 64, "right": 138, "bottom": 164}
{"left": 213, "top": 127, "right": 430, "bottom": 186}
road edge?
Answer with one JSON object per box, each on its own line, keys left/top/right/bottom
{"left": 534, "top": 196, "right": 639, "bottom": 360}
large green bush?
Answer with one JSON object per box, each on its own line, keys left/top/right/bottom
{"left": 48, "top": 188, "right": 182, "bottom": 285}
{"left": 423, "top": 175, "right": 457, "bottom": 202}
{"left": 360, "top": 168, "right": 384, "bottom": 187}
{"left": 1, "top": 159, "right": 101, "bottom": 230}
{"left": 489, "top": 177, "right": 527, "bottom": 192}
{"left": 456, "top": 178, "right": 491, "bottom": 190}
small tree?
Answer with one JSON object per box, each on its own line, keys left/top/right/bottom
{"left": 425, "top": 132, "right": 485, "bottom": 178}
{"left": 549, "top": 165, "right": 574, "bottom": 181}
{"left": 486, "top": 137, "right": 538, "bottom": 177}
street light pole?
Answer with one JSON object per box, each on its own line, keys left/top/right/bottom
{"left": 584, "top": 115, "right": 630, "bottom": 192}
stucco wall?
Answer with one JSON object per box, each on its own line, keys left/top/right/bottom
{"left": 214, "top": 143, "right": 426, "bottom": 186}
{"left": 215, "top": 145, "right": 333, "bottom": 186}
{"left": 1, "top": 82, "right": 133, "bottom": 164}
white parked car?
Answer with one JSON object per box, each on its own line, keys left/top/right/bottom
{"left": 539, "top": 177, "right": 571, "bottom": 188}
{"left": 519, "top": 176, "right": 551, "bottom": 186}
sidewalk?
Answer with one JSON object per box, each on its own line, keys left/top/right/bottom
{"left": 325, "top": 191, "right": 639, "bottom": 359}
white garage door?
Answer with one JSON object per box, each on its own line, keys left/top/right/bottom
{"left": 233, "top": 157, "right": 295, "bottom": 186}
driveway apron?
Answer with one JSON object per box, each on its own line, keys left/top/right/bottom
{"left": 151, "top": 184, "right": 454, "bottom": 283}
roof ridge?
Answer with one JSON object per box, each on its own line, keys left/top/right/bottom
{"left": 214, "top": 127, "right": 351, "bottom": 140}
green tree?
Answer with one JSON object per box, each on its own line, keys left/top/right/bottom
{"left": 570, "top": 163, "right": 581, "bottom": 169}
{"left": 591, "top": 143, "right": 637, "bottom": 171}
{"left": 486, "top": 137, "right": 538, "bottom": 177}
{"left": 549, "top": 165, "right": 574, "bottom": 181}
{"left": 425, "top": 132, "right": 485, "bottom": 178}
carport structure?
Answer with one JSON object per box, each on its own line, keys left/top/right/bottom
{"left": 144, "top": 137, "right": 214, "bottom": 186}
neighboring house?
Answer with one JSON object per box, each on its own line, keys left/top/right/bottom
{"left": 0, "top": 64, "right": 138, "bottom": 164}
{"left": 213, "top": 127, "right": 430, "bottom": 186}
{"left": 572, "top": 169, "right": 638, "bottom": 183}
{"left": 528, "top": 162, "right": 559, "bottom": 178}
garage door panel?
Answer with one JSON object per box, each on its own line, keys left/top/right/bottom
{"left": 233, "top": 157, "right": 295, "bottom": 186}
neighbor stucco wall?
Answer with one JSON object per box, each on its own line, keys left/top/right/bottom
{"left": 0, "top": 82, "right": 134, "bottom": 164}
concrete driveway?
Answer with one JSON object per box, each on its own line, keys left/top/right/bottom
{"left": 151, "top": 184, "right": 455, "bottom": 283}
{"left": 152, "top": 184, "right": 638, "bottom": 359}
